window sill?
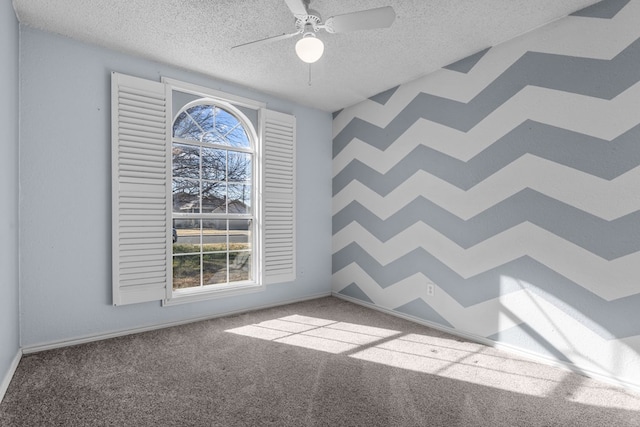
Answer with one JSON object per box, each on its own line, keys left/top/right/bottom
{"left": 162, "top": 281, "right": 264, "bottom": 306}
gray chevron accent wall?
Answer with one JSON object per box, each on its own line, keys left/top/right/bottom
{"left": 332, "top": 0, "right": 640, "bottom": 389}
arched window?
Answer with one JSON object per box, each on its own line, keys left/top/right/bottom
{"left": 171, "top": 101, "right": 255, "bottom": 290}
{"left": 112, "top": 72, "right": 295, "bottom": 305}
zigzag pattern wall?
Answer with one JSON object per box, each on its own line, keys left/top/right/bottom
{"left": 332, "top": 0, "right": 640, "bottom": 388}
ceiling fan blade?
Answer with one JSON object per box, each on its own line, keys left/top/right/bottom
{"left": 231, "top": 32, "right": 300, "bottom": 50}
{"left": 324, "top": 6, "right": 396, "bottom": 33}
{"left": 284, "top": 0, "right": 309, "bottom": 17}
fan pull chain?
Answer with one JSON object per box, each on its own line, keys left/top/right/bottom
{"left": 308, "top": 64, "right": 312, "bottom": 86}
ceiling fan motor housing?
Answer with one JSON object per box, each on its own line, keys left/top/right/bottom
{"left": 295, "top": 11, "right": 322, "bottom": 33}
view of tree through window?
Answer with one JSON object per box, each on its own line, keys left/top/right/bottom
{"left": 172, "top": 102, "right": 253, "bottom": 290}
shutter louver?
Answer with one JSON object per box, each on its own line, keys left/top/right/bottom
{"left": 263, "top": 110, "right": 296, "bottom": 284}
{"left": 112, "top": 72, "right": 169, "bottom": 305}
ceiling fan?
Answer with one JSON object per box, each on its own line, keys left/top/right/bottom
{"left": 231, "top": 0, "right": 396, "bottom": 63}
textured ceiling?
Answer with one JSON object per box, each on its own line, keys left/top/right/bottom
{"left": 12, "top": 0, "right": 600, "bottom": 112}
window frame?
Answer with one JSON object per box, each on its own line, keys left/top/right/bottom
{"left": 162, "top": 78, "right": 266, "bottom": 306}
{"left": 171, "top": 101, "right": 256, "bottom": 293}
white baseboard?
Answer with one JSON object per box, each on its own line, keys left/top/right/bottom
{"left": 22, "top": 292, "right": 332, "bottom": 354}
{"left": 333, "top": 292, "right": 640, "bottom": 395}
{"left": 0, "top": 349, "right": 22, "bottom": 404}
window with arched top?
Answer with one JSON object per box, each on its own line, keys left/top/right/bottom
{"left": 111, "top": 72, "right": 295, "bottom": 306}
{"left": 171, "top": 101, "right": 255, "bottom": 290}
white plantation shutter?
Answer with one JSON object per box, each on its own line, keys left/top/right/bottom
{"left": 111, "top": 72, "right": 170, "bottom": 305}
{"left": 262, "top": 109, "right": 296, "bottom": 284}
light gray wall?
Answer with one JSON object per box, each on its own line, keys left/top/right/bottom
{"left": 19, "top": 27, "right": 333, "bottom": 348}
{"left": 0, "top": 0, "right": 20, "bottom": 394}
{"left": 333, "top": 0, "right": 640, "bottom": 388}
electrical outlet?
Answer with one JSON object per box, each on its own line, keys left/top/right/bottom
{"left": 426, "top": 283, "right": 435, "bottom": 297}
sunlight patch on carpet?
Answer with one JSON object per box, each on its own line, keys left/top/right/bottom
{"left": 225, "top": 314, "right": 640, "bottom": 407}
{"left": 226, "top": 315, "right": 401, "bottom": 354}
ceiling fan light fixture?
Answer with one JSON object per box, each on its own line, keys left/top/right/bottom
{"left": 295, "top": 33, "right": 324, "bottom": 63}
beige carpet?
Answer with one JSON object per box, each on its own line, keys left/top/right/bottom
{"left": 1, "top": 296, "right": 640, "bottom": 426}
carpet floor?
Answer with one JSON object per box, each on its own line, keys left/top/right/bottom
{"left": 1, "top": 296, "right": 640, "bottom": 426}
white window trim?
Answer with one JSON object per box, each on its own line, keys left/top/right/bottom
{"left": 169, "top": 94, "right": 264, "bottom": 306}
{"left": 164, "top": 80, "right": 263, "bottom": 305}
{"left": 112, "top": 72, "right": 296, "bottom": 307}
